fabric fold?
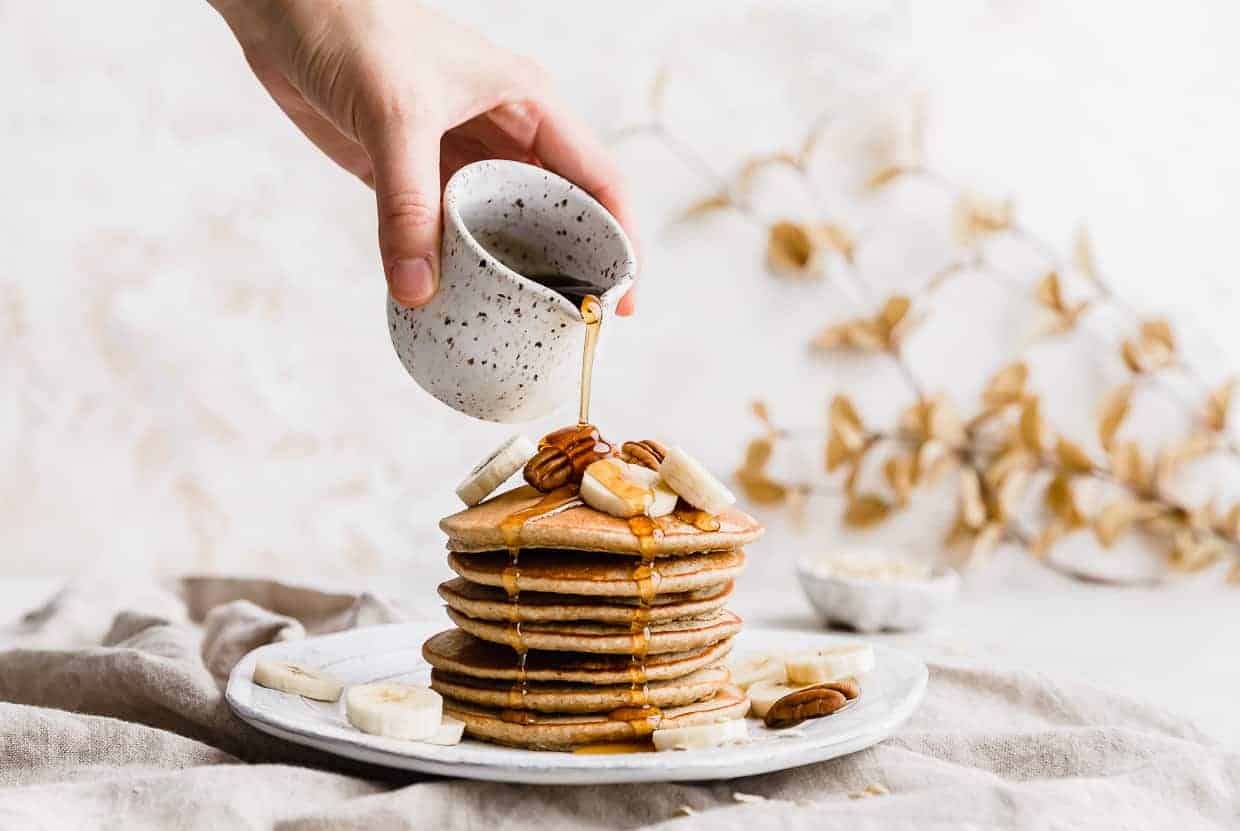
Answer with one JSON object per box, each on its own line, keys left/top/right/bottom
{"left": 1, "top": 576, "right": 1236, "bottom": 830}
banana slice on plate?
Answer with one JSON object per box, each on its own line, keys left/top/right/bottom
{"left": 785, "top": 643, "right": 875, "bottom": 685}
{"left": 747, "top": 680, "right": 815, "bottom": 719}
{"left": 731, "top": 654, "right": 788, "bottom": 691}
{"left": 652, "top": 717, "right": 749, "bottom": 751}
{"left": 423, "top": 716, "right": 466, "bottom": 746}
{"left": 659, "top": 446, "right": 736, "bottom": 515}
{"left": 345, "top": 683, "right": 443, "bottom": 740}
{"left": 252, "top": 660, "right": 343, "bottom": 702}
{"left": 456, "top": 435, "right": 537, "bottom": 506}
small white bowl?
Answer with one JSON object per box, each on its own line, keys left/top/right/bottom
{"left": 796, "top": 557, "right": 959, "bottom": 633}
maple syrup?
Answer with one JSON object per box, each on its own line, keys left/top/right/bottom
{"left": 497, "top": 484, "right": 583, "bottom": 709}
{"left": 572, "top": 740, "right": 655, "bottom": 755}
{"left": 537, "top": 423, "right": 614, "bottom": 482}
{"left": 528, "top": 273, "right": 603, "bottom": 308}
{"left": 625, "top": 515, "right": 664, "bottom": 709}
{"left": 577, "top": 294, "right": 602, "bottom": 426}
{"left": 607, "top": 705, "right": 663, "bottom": 739}
{"left": 487, "top": 291, "right": 722, "bottom": 738}
{"left": 673, "top": 502, "right": 721, "bottom": 532}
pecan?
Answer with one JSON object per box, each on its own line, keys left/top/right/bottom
{"left": 763, "top": 685, "right": 849, "bottom": 729}
{"left": 524, "top": 425, "right": 617, "bottom": 492}
{"left": 826, "top": 677, "right": 860, "bottom": 700}
{"left": 524, "top": 447, "right": 574, "bottom": 492}
{"left": 620, "top": 439, "right": 668, "bottom": 471}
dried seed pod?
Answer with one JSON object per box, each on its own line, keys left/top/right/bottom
{"left": 620, "top": 439, "right": 668, "bottom": 471}
{"left": 763, "top": 686, "right": 848, "bottom": 729}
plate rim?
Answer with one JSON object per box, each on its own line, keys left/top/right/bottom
{"left": 226, "top": 621, "right": 927, "bottom": 784}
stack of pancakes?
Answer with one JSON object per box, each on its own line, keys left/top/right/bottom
{"left": 422, "top": 485, "right": 764, "bottom": 750}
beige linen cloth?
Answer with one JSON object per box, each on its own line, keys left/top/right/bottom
{"left": 1, "top": 578, "right": 1236, "bottom": 830}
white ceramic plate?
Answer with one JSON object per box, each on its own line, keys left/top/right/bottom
{"left": 226, "top": 622, "right": 927, "bottom": 784}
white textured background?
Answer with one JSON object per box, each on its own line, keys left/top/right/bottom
{"left": 3, "top": 0, "right": 1240, "bottom": 746}
{"left": 3, "top": 0, "right": 1239, "bottom": 583}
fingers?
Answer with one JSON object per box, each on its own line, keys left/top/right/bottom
{"left": 531, "top": 100, "right": 641, "bottom": 315}
{"left": 364, "top": 118, "right": 443, "bottom": 308}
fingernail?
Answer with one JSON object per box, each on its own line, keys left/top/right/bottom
{"left": 389, "top": 258, "right": 435, "bottom": 306}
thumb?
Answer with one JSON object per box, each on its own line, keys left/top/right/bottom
{"left": 366, "top": 123, "right": 442, "bottom": 307}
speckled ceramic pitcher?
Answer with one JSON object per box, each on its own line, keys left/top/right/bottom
{"left": 387, "top": 160, "right": 635, "bottom": 423}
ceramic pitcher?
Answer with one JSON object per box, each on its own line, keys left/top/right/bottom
{"left": 387, "top": 159, "right": 635, "bottom": 422}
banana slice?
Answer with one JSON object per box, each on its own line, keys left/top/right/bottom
{"left": 455, "top": 435, "right": 537, "bottom": 507}
{"left": 626, "top": 464, "right": 678, "bottom": 518}
{"left": 345, "top": 683, "right": 443, "bottom": 740}
{"left": 423, "top": 716, "right": 466, "bottom": 746}
{"left": 747, "top": 680, "right": 810, "bottom": 718}
{"left": 647, "top": 479, "right": 678, "bottom": 518}
{"left": 785, "top": 643, "right": 875, "bottom": 685}
{"left": 652, "top": 717, "right": 749, "bottom": 751}
{"left": 252, "top": 659, "right": 343, "bottom": 701}
{"left": 731, "top": 654, "right": 788, "bottom": 691}
{"left": 580, "top": 458, "right": 654, "bottom": 518}
{"left": 659, "top": 446, "right": 736, "bottom": 515}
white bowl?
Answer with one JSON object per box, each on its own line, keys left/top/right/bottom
{"left": 796, "top": 558, "right": 959, "bottom": 633}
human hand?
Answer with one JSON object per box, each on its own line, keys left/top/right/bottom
{"left": 208, "top": 0, "right": 638, "bottom": 313}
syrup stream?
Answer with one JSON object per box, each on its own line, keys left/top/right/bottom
{"left": 498, "top": 485, "right": 582, "bottom": 709}
{"left": 577, "top": 294, "right": 602, "bottom": 426}
{"left": 493, "top": 293, "right": 691, "bottom": 749}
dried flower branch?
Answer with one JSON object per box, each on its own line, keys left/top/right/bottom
{"left": 613, "top": 78, "right": 1240, "bottom": 582}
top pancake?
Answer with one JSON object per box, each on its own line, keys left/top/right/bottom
{"left": 441, "top": 485, "right": 763, "bottom": 555}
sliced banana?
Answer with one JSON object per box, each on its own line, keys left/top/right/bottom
{"left": 652, "top": 717, "right": 749, "bottom": 751}
{"left": 659, "top": 446, "right": 736, "bottom": 515}
{"left": 455, "top": 435, "right": 537, "bottom": 507}
{"left": 747, "top": 680, "right": 812, "bottom": 718}
{"left": 423, "top": 716, "right": 466, "bottom": 746}
{"left": 345, "top": 683, "right": 443, "bottom": 740}
{"left": 252, "top": 659, "right": 343, "bottom": 701}
{"left": 647, "top": 479, "right": 678, "bottom": 518}
{"left": 785, "top": 643, "right": 875, "bottom": 686}
{"left": 731, "top": 654, "right": 788, "bottom": 691}
{"left": 626, "top": 464, "right": 679, "bottom": 518}
{"left": 580, "top": 458, "right": 653, "bottom": 518}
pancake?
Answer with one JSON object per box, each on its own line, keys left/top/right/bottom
{"left": 447, "top": 549, "right": 745, "bottom": 597}
{"left": 438, "top": 577, "right": 734, "bottom": 624}
{"left": 422, "top": 629, "right": 735, "bottom": 685}
{"left": 445, "top": 607, "right": 742, "bottom": 655}
{"left": 443, "top": 685, "right": 750, "bottom": 750}
{"left": 429, "top": 665, "right": 729, "bottom": 713}
{"left": 441, "top": 485, "right": 763, "bottom": 555}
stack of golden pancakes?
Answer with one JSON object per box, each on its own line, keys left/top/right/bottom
{"left": 422, "top": 434, "right": 764, "bottom": 751}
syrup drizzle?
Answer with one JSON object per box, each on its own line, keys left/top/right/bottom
{"left": 493, "top": 293, "right": 698, "bottom": 749}
{"left": 572, "top": 740, "right": 655, "bottom": 755}
{"left": 623, "top": 515, "right": 664, "bottom": 721}
{"left": 578, "top": 294, "right": 602, "bottom": 426}
{"left": 673, "top": 502, "right": 721, "bottom": 532}
{"left": 498, "top": 484, "right": 582, "bottom": 709}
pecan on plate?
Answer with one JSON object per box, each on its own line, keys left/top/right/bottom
{"left": 763, "top": 685, "right": 850, "bottom": 729}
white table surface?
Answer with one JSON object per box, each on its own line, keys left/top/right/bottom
{"left": 4, "top": 570, "right": 1236, "bottom": 752}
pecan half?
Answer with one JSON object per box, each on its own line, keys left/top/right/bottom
{"left": 620, "top": 439, "right": 668, "bottom": 471}
{"left": 814, "top": 677, "right": 860, "bottom": 700}
{"left": 763, "top": 685, "right": 849, "bottom": 729}
{"left": 524, "top": 447, "right": 574, "bottom": 492}
{"left": 524, "top": 425, "right": 616, "bottom": 492}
